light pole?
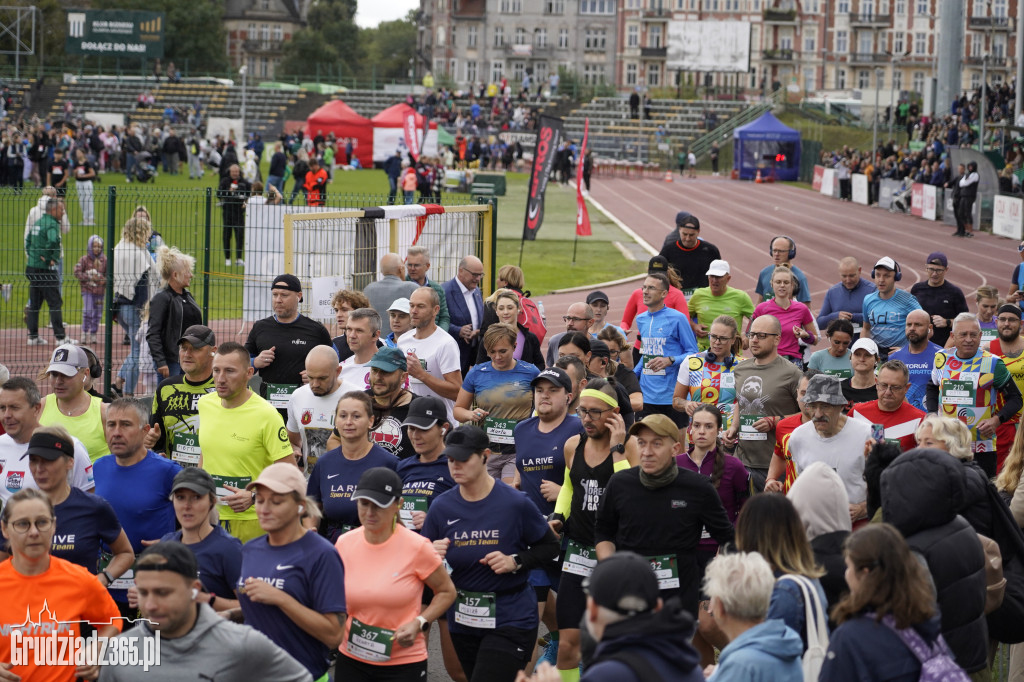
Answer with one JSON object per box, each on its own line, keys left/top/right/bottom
{"left": 980, "top": 54, "right": 988, "bottom": 153}
{"left": 873, "top": 67, "right": 882, "bottom": 158}
{"left": 239, "top": 64, "right": 248, "bottom": 139}
{"left": 888, "top": 56, "right": 897, "bottom": 140}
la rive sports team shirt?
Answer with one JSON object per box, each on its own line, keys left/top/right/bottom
{"left": 514, "top": 415, "right": 585, "bottom": 516}
{"left": 422, "top": 482, "right": 551, "bottom": 633}
{"left": 306, "top": 445, "right": 398, "bottom": 540}
{"left": 396, "top": 455, "right": 456, "bottom": 530}
{"left": 160, "top": 526, "right": 243, "bottom": 600}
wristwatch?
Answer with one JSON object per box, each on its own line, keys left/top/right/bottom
{"left": 609, "top": 443, "right": 625, "bottom": 456}
{"left": 101, "top": 570, "right": 114, "bottom": 585}
{"left": 416, "top": 615, "right": 429, "bottom": 632}
{"left": 510, "top": 554, "right": 524, "bottom": 573}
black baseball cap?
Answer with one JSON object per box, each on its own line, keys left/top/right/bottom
{"left": 402, "top": 396, "right": 448, "bottom": 429}
{"left": 589, "top": 339, "right": 611, "bottom": 359}
{"left": 586, "top": 290, "right": 609, "bottom": 305}
{"left": 22, "top": 431, "right": 74, "bottom": 461}
{"left": 531, "top": 367, "right": 573, "bottom": 392}
{"left": 442, "top": 425, "right": 490, "bottom": 461}
{"left": 135, "top": 541, "right": 199, "bottom": 580}
{"left": 583, "top": 552, "right": 660, "bottom": 616}
{"left": 178, "top": 324, "right": 216, "bottom": 348}
{"left": 352, "top": 467, "right": 404, "bottom": 508}
{"left": 170, "top": 467, "right": 216, "bottom": 497}
{"left": 648, "top": 255, "right": 669, "bottom": 273}
{"left": 675, "top": 211, "right": 700, "bottom": 230}
{"left": 271, "top": 274, "right": 302, "bottom": 293}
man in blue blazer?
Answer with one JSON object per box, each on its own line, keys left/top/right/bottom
{"left": 443, "top": 255, "right": 485, "bottom": 376}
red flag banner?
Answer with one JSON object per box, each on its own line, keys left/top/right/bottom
{"left": 402, "top": 106, "right": 421, "bottom": 161}
{"left": 576, "top": 118, "right": 591, "bottom": 237}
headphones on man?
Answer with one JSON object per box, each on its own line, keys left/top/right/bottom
{"left": 768, "top": 236, "right": 797, "bottom": 260}
{"left": 79, "top": 346, "right": 103, "bottom": 379}
{"left": 871, "top": 260, "right": 903, "bottom": 282}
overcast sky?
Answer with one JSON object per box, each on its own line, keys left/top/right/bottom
{"left": 356, "top": 0, "right": 418, "bottom": 28}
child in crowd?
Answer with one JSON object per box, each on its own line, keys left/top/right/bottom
{"left": 73, "top": 235, "right": 106, "bottom": 344}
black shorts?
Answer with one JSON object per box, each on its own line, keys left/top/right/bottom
{"left": 556, "top": 570, "right": 588, "bottom": 630}
{"left": 334, "top": 655, "right": 428, "bottom": 682}
{"left": 450, "top": 626, "right": 536, "bottom": 682}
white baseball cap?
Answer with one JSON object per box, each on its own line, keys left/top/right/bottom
{"left": 706, "top": 259, "right": 730, "bottom": 277}
{"left": 388, "top": 298, "right": 411, "bottom": 314}
{"left": 874, "top": 256, "right": 897, "bottom": 271}
{"left": 46, "top": 344, "right": 89, "bottom": 377}
{"left": 850, "top": 338, "right": 879, "bottom": 356}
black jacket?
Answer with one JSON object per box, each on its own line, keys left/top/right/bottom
{"left": 811, "top": 529, "right": 850, "bottom": 625}
{"left": 146, "top": 286, "right": 202, "bottom": 369}
{"left": 881, "top": 448, "right": 988, "bottom": 673}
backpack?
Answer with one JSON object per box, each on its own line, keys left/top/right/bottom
{"left": 778, "top": 574, "right": 828, "bottom": 682}
{"left": 879, "top": 614, "right": 971, "bottom": 682}
{"left": 516, "top": 290, "right": 547, "bottom": 344}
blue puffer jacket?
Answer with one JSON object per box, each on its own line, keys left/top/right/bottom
{"left": 820, "top": 613, "right": 945, "bottom": 682}
{"left": 582, "top": 599, "right": 702, "bottom": 682}
{"left": 708, "top": 618, "right": 803, "bottom": 682}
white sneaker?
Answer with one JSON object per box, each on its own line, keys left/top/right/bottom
{"left": 225, "top": 259, "right": 232, "bottom": 266}
{"left": 27, "top": 337, "right": 48, "bottom": 346}
{"left": 58, "top": 337, "right": 79, "bottom": 345}
{"left": 235, "top": 258, "right": 245, "bottom": 266}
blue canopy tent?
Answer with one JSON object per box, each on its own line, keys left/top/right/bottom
{"left": 733, "top": 111, "right": 801, "bottom": 181}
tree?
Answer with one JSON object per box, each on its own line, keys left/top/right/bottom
{"left": 359, "top": 13, "right": 417, "bottom": 82}
{"left": 278, "top": 0, "right": 359, "bottom": 80}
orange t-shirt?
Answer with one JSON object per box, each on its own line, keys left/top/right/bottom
{"left": 0, "top": 556, "right": 122, "bottom": 681}
{"left": 335, "top": 524, "right": 442, "bottom": 666}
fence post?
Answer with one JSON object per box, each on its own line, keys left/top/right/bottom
{"left": 103, "top": 185, "right": 117, "bottom": 397}
{"left": 203, "top": 187, "right": 212, "bottom": 322}
{"left": 477, "top": 196, "right": 497, "bottom": 296}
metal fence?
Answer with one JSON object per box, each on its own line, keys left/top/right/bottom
{"left": 3, "top": 185, "right": 495, "bottom": 395}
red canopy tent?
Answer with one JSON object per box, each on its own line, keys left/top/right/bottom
{"left": 370, "top": 103, "right": 439, "bottom": 163}
{"left": 305, "top": 100, "right": 373, "bottom": 167}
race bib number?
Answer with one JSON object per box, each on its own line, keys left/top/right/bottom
{"left": 265, "top": 383, "right": 298, "bottom": 409}
{"left": 399, "top": 496, "right": 428, "bottom": 529}
{"left": 642, "top": 355, "right": 666, "bottom": 376}
{"left": 682, "top": 288, "right": 696, "bottom": 301}
{"left": 646, "top": 554, "right": 680, "bottom": 590}
{"left": 484, "top": 417, "right": 517, "bottom": 445}
{"left": 940, "top": 379, "right": 976, "bottom": 406}
{"left": 345, "top": 618, "right": 394, "bottom": 663}
{"left": 562, "top": 540, "right": 597, "bottom": 578}
{"left": 211, "top": 474, "right": 253, "bottom": 503}
{"left": 454, "top": 590, "right": 497, "bottom": 629}
{"left": 982, "top": 328, "right": 998, "bottom": 343}
{"left": 100, "top": 553, "right": 136, "bottom": 591}
{"left": 171, "top": 432, "right": 201, "bottom": 467}
{"left": 823, "top": 367, "right": 853, "bottom": 380}
{"left": 739, "top": 413, "right": 766, "bottom": 441}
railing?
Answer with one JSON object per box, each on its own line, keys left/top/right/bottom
{"left": 849, "top": 52, "right": 890, "bottom": 64}
{"left": 242, "top": 40, "right": 285, "bottom": 53}
{"left": 849, "top": 11, "right": 892, "bottom": 26}
{"left": 968, "top": 16, "right": 1012, "bottom": 29}
{"left": 762, "top": 48, "right": 796, "bottom": 61}
{"left": 763, "top": 8, "right": 798, "bottom": 22}
{"left": 641, "top": 47, "right": 668, "bottom": 58}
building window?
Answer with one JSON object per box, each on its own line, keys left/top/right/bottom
{"left": 780, "top": 35, "right": 792, "bottom": 50}
{"left": 836, "top": 30, "right": 848, "bottom": 53}
{"left": 491, "top": 60, "right": 504, "bottom": 81}
{"left": 837, "top": 68, "right": 847, "bottom": 88}
{"left": 260, "top": 57, "right": 268, "bottom": 78}
{"left": 559, "top": 28, "right": 569, "bottom": 48}
{"left": 837, "top": 0, "right": 849, "bottom": 12}
{"left": 626, "top": 63, "right": 638, "bottom": 85}
{"left": 467, "top": 26, "right": 478, "bottom": 47}
{"left": 580, "top": 0, "right": 615, "bottom": 15}
{"left": 536, "top": 28, "right": 547, "bottom": 46}
{"left": 627, "top": 24, "right": 639, "bottom": 47}
{"left": 893, "top": 68, "right": 902, "bottom": 90}
{"left": 803, "top": 66, "right": 814, "bottom": 91}
{"left": 434, "top": 58, "right": 446, "bottom": 75}
{"left": 970, "top": 72, "right": 981, "bottom": 90}
{"left": 500, "top": 0, "right": 522, "bottom": 12}
{"left": 914, "top": 31, "right": 925, "bottom": 54}
{"left": 915, "top": 0, "right": 927, "bottom": 14}
{"left": 895, "top": 0, "right": 905, "bottom": 14}
{"left": 247, "top": 23, "right": 256, "bottom": 39}
{"left": 585, "top": 28, "right": 607, "bottom": 49}
{"left": 437, "top": 27, "right": 446, "bottom": 46}
{"left": 804, "top": 29, "right": 816, "bottom": 53}
{"left": 971, "top": 36, "right": 982, "bottom": 57}
{"left": 912, "top": 70, "right": 924, "bottom": 93}
{"left": 466, "top": 60, "right": 477, "bottom": 82}
{"left": 862, "top": 0, "right": 874, "bottom": 16}
{"left": 260, "top": 24, "right": 269, "bottom": 40}
{"left": 650, "top": 24, "right": 662, "bottom": 48}
{"left": 512, "top": 61, "right": 526, "bottom": 80}
{"left": 545, "top": 0, "right": 565, "bottom": 12}
{"left": 515, "top": 27, "right": 526, "bottom": 44}
{"left": 273, "top": 25, "right": 282, "bottom": 41}
{"left": 494, "top": 26, "right": 504, "bottom": 47}
{"left": 626, "top": 0, "right": 641, "bottom": 7}
{"left": 892, "top": 31, "right": 903, "bottom": 53}
{"left": 994, "top": 0, "right": 1007, "bottom": 17}
{"left": 449, "top": 58, "right": 457, "bottom": 77}
{"left": 646, "top": 64, "right": 660, "bottom": 86}
{"left": 993, "top": 35, "right": 1006, "bottom": 58}
{"left": 858, "top": 69, "right": 870, "bottom": 88}
{"left": 583, "top": 64, "right": 606, "bottom": 84}
{"left": 859, "top": 34, "right": 872, "bottom": 54}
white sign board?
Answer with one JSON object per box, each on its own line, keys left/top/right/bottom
{"left": 206, "top": 117, "right": 244, "bottom": 143}
{"left": 922, "top": 184, "right": 939, "bottom": 221}
{"left": 372, "top": 127, "right": 440, "bottom": 163}
{"left": 852, "top": 174, "right": 869, "bottom": 205}
{"left": 667, "top": 21, "right": 751, "bottom": 73}
{"left": 994, "top": 195, "right": 1024, "bottom": 240}
{"left": 819, "top": 168, "right": 837, "bottom": 197}
{"left": 85, "top": 112, "right": 125, "bottom": 129}
{"left": 310, "top": 275, "right": 349, "bottom": 321}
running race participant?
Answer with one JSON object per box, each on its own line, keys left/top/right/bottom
{"left": 658, "top": 211, "right": 721, "bottom": 299}
{"left": 585, "top": 291, "right": 615, "bottom": 338}
{"left": 245, "top": 274, "right": 332, "bottom": 416}
{"left": 95, "top": 398, "right": 181, "bottom": 615}
{"left": 889, "top": 309, "right": 942, "bottom": 411}
{"left": 597, "top": 327, "right": 642, "bottom": 407}
{"left": 673, "top": 315, "right": 743, "bottom": 431}
{"left": 816, "top": 257, "right": 876, "bottom": 336}
{"left": 455, "top": 323, "right": 540, "bottom": 484}
{"left": 749, "top": 267, "right": 816, "bottom": 369}
{"left": 808, "top": 318, "right": 855, "bottom": 379}
{"left": 331, "top": 289, "right": 372, "bottom": 362}
{"left": 385, "top": 298, "right": 413, "bottom": 348}
{"left": 286, "top": 344, "right": 360, "bottom": 473}
{"left": 396, "top": 396, "right": 456, "bottom": 531}
{"left": 755, "top": 236, "right": 811, "bottom": 305}
{"left": 554, "top": 333, "right": 635, "bottom": 426}
{"left": 398, "top": 286, "right": 463, "bottom": 424}
{"left": 0, "top": 489, "right": 121, "bottom": 681}
{"left": 988, "top": 304, "right": 1024, "bottom": 472}
{"left": 635, "top": 272, "right": 699, "bottom": 427}
{"left": 335, "top": 467, "right": 457, "bottom": 681}
{"left": 687, "top": 260, "right": 754, "bottom": 351}
{"left": 842, "top": 338, "right": 882, "bottom": 407}
{"left": 476, "top": 289, "right": 544, "bottom": 370}
{"left": 237, "top": 462, "right": 347, "bottom": 682}
{"left": 909, "top": 252, "right": 968, "bottom": 348}
{"left": 147, "top": 324, "right": 216, "bottom": 467}
{"left": 25, "top": 427, "right": 133, "bottom": 581}
{"left": 307, "top": 391, "right": 398, "bottom": 541}
{"left": 39, "top": 344, "right": 109, "bottom": 462}
{"left": 102, "top": 542, "right": 311, "bottom": 681}
{"left": 927, "top": 313, "right": 1022, "bottom": 478}
{"left": 849, "top": 359, "right": 925, "bottom": 453}
{"left": 545, "top": 302, "right": 594, "bottom": 369}
{"left": 595, "top": 414, "right": 735, "bottom": 617}
{"left": 549, "top": 378, "right": 638, "bottom": 682}
{"left": 0, "top": 377, "right": 95, "bottom": 502}
{"left": 975, "top": 285, "right": 1001, "bottom": 346}
{"left": 422, "top": 425, "right": 561, "bottom": 682}
{"left": 619, "top": 256, "right": 692, "bottom": 367}
{"left": 765, "top": 369, "right": 819, "bottom": 493}
{"left": 197, "top": 342, "right": 294, "bottom": 543}
{"left": 365, "top": 347, "right": 417, "bottom": 460}
{"left": 861, "top": 257, "right": 923, "bottom": 359}
{"left": 339, "top": 308, "right": 383, "bottom": 389}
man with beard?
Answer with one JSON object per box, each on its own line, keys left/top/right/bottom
{"left": 849, "top": 360, "right": 925, "bottom": 453}
{"left": 889, "top": 309, "right": 942, "bottom": 411}
{"left": 286, "top": 345, "right": 361, "bottom": 473}
{"left": 987, "top": 304, "right": 1024, "bottom": 471}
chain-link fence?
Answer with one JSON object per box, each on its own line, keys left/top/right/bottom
{"left": 3, "top": 185, "right": 495, "bottom": 395}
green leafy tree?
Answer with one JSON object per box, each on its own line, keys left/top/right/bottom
{"left": 359, "top": 13, "right": 417, "bottom": 82}
{"left": 278, "top": 0, "right": 359, "bottom": 80}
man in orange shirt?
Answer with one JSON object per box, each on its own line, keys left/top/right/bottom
{"left": 303, "top": 158, "right": 328, "bottom": 207}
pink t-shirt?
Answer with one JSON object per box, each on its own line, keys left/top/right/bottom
{"left": 751, "top": 299, "right": 814, "bottom": 359}
{"left": 335, "top": 524, "right": 442, "bottom": 666}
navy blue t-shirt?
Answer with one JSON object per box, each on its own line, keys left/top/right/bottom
{"left": 238, "top": 530, "right": 347, "bottom": 679}
{"left": 422, "top": 481, "right": 551, "bottom": 633}
{"left": 514, "top": 415, "right": 584, "bottom": 516}
{"left": 52, "top": 487, "right": 123, "bottom": 574}
{"left": 161, "top": 525, "right": 243, "bottom": 600}
{"left": 307, "top": 445, "right": 397, "bottom": 540}
{"left": 396, "top": 454, "right": 456, "bottom": 507}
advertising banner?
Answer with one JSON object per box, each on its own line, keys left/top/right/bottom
{"left": 66, "top": 10, "right": 165, "bottom": 58}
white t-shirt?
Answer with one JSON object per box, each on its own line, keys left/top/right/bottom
{"left": 787, "top": 417, "right": 872, "bottom": 504}
{"left": 0, "top": 433, "right": 96, "bottom": 503}
{"left": 397, "top": 326, "right": 462, "bottom": 423}
{"left": 339, "top": 358, "right": 371, "bottom": 390}
{"left": 285, "top": 381, "right": 360, "bottom": 473}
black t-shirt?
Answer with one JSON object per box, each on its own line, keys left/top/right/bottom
{"left": 841, "top": 379, "right": 878, "bottom": 410}
{"left": 368, "top": 392, "right": 416, "bottom": 460}
{"left": 614, "top": 362, "right": 642, "bottom": 396}
{"left": 909, "top": 280, "right": 968, "bottom": 348}
{"left": 245, "top": 314, "right": 333, "bottom": 393}
{"left": 658, "top": 238, "right": 722, "bottom": 292}
{"left": 49, "top": 157, "right": 70, "bottom": 185}
{"left": 73, "top": 158, "right": 94, "bottom": 181}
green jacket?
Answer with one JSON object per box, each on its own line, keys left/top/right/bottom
{"left": 408, "top": 275, "right": 451, "bottom": 331}
{"left": 26, "top": 214, "right": 61, "bottom": 269}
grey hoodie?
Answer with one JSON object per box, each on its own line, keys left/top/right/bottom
{"left": 787, "top": 461, "right": 852, "bottom": 541}
{"left": 98, "top": 602, "right": 311, "bottom": 682}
